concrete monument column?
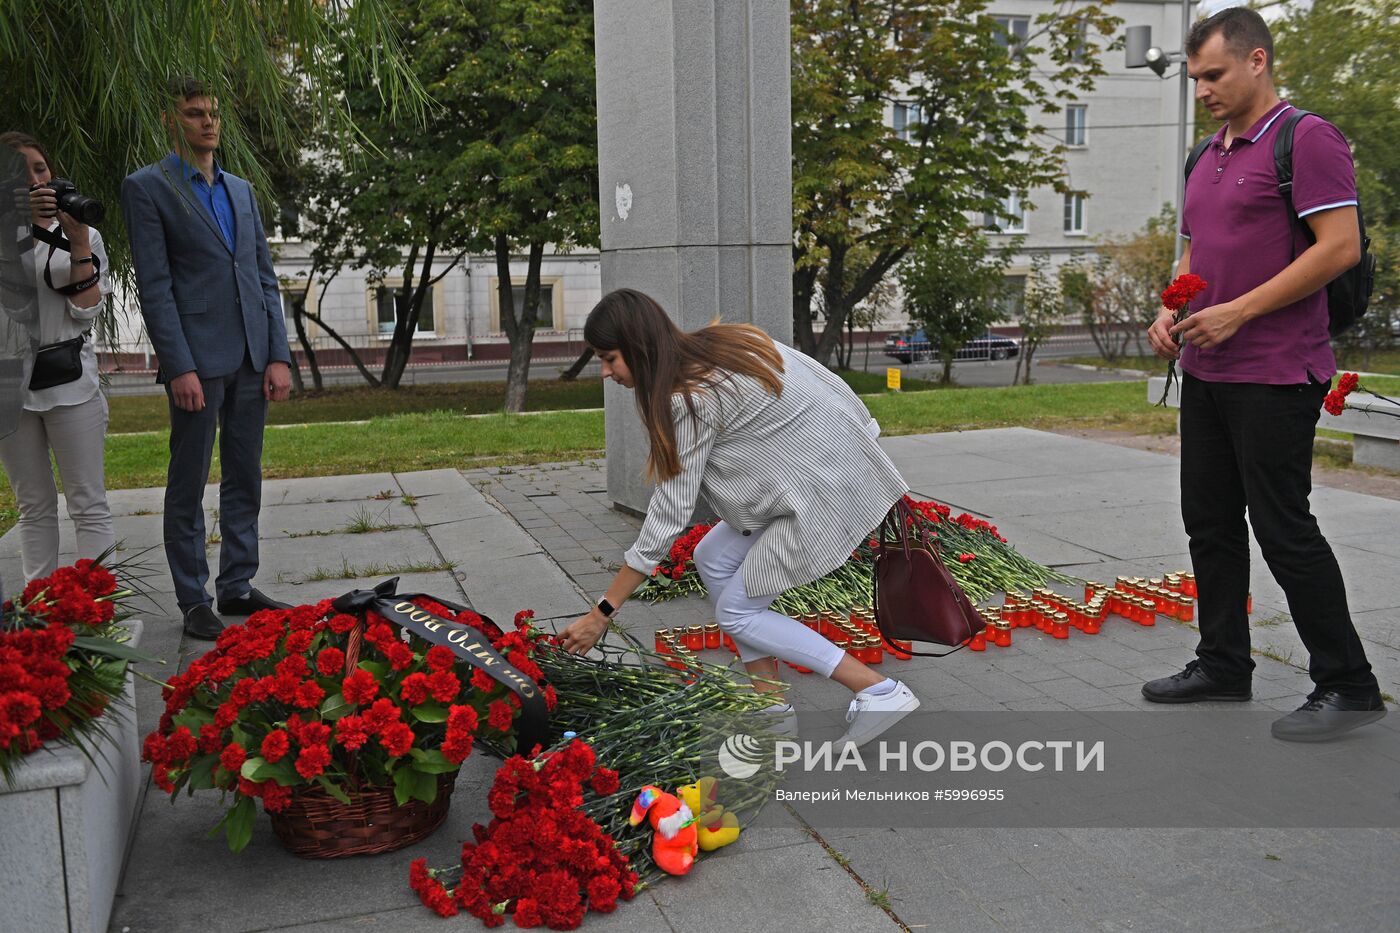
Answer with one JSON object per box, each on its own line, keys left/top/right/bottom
{"left": 594, "top": 0, "right": 793, "bottom": 514}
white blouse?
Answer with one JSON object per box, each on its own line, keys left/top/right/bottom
{"left": 25, "top": 221, "right": 110, "bottom": 412}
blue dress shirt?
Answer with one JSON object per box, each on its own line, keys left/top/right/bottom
{"left": 174, "top": 153, "right": 236, "bottom": 251}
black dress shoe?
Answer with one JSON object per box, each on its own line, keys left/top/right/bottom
{"left": 217, "top": 587, "right": 292, "bottom": 616}
{"left": 1142, "top": 659, "right": 1252, "bottom": 703}
{"left": 1272, "top": 691, "right": 1386, "bottom": 743}
{"left": 183, "top": 604, "right": 225, "bottom": 641}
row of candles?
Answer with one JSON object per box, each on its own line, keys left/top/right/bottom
{"left": 653, "top": 605, "right": 911, "bottom": 673}
{"left": 652, "top": 571, "right": 1243, "bottom": 667}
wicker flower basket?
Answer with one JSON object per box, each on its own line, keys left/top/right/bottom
{"left": 268, "top": 771, "right": 458, "bottom": 859}
{"left": 267, "top": 619, "right": 459, "bottom": 859}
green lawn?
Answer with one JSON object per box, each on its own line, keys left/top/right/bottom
{"left": 105, "top": 369, "right": 941, "bottom": 434}
{"left": 1060, "top": 352, "right": 1400, "bottom": 384}
{"left": 3, "top": 373, "right": 1389, "bottom": 540}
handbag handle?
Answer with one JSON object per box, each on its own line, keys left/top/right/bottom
{"left": 872, "top": 500, "right": 969, "bottom": 659}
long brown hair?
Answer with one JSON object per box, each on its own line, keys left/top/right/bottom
{"left": 585, "top": 288, "right": 784, "bottom": 483}
{"left": 0, "top": 131, "right": 55, "bottom": 176}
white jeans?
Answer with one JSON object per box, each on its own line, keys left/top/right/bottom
{"left": 692, "top": 521, "right": 847, "bottom": 678}
{"left": 0, "top": 394, "right": 115, "bottom": 581}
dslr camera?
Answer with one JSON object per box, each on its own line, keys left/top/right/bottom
{"left": 42, "top": 179, "right": 104, "bottom": 225}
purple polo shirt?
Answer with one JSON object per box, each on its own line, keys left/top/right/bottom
{"left": 1179, "top": 101, "right": 1359, "bottom": 385}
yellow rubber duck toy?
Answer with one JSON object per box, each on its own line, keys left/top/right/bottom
{"left": 677, "top": 775, "right": 741, "bottom": 851}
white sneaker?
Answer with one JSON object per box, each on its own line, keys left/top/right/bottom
{"left": 838, "top": 681, "right": 919, "bottom": 749}
{"left": 759, "top": 702, "right": 799, "bottom": 739}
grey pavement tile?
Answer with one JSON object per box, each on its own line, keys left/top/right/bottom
{"left": 1050, "top": 659, "right": 1144, "bottom": 688}
{"left": 259, "top": 472, "right": 401, "bottom": 506}
{"left": 262, "top": 529, "right": 444, "bottom": 584}
{"left": 649, "top": 839, "right": 896, "bottom": 932}
{"left": 259, "top": 500, "right": 417, "bottom": 538}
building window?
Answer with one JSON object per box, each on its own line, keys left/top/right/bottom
{"left": 1063, "top": 193, "right": 1086, "bottom": 235}
{"left": 997, "top": 274, "right": 1027, "bottom": 319}
{"left": 991, "top": 15, "right": 1030, "bottom": 53}
{"left": 1066, "top": 105, "right": 1087, "bottom": 147}
{"left": 893, "top": 102, "right": 923, "bottom": 142}
{"left": 270, "top": 203, "right": 301, "bottom": 242}
{"left": 1071, "top": 20, "right": 1090, "bottom": 63}
{"left": 489, "top": 277, "right": 565, "bottom": 334}
{"left": 985, "top": 193, "right": 1027, "bottom": 234}
{"left": 370, "top": 282, "right": 437, "bottom": 336}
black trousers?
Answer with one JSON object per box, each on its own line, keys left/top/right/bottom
{"left": 1179, "top": 373, "right": 1378, "bottom": 696}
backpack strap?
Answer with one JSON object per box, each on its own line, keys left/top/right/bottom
{"left": 1273, "top": 109, "right": 1312, "bottom": 219}
{"left": 1183, "top": 136, "right": 1213, "bottom": 181}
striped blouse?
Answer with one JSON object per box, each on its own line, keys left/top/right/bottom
{"left": 623, "top": 342, "right": 910, "bottom": 598}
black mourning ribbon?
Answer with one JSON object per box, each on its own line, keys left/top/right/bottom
{"left": 331, "top": 578, "right": 550, "bottom": 754}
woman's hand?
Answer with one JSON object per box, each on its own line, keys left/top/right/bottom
{"left": 558, "top": 608, "right": 610, "bottom": 655}
{"left": 29, "top": 187, "right": 90, "bottom": 252}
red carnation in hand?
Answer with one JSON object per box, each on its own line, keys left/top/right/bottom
{"left": 1161, "top": 273, "right": 1208, "bottom": 311}
{"left": 1324, "top": 390, "right": 1347, "bottom": 416}
{"left": 1337, "top": 372, "right": 1360, "bottom": 395}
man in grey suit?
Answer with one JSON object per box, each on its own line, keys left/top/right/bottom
{"left": 121, "top": 77, "right": 293, "bottom": 640}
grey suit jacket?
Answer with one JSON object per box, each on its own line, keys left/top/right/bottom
{"left": 120, "top": 153, "right": 291, "bottom": 380}
{"left": 624, "top": 343, "right": 910, "bottom": 598}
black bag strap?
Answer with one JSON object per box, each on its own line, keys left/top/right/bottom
{"left": 331, "top": 578, "right": 549, "bottom": 754}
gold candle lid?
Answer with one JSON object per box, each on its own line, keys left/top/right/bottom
{"left": 703, "top": 622, "right": 720, "bottom": 632}
{"left": 685, "top": 624, "right": 703, "bottom": 634}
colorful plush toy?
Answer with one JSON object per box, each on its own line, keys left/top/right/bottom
{"left": 677, "top": 775, "right": 742, "bottom": 851}
{"left": 629, "top": 785, "right": 698, "bottom": 875}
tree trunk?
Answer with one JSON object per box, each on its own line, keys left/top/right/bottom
{"left": 303, "top": 309, "right": 380, "bottom": 387}
{"left": 941, "top": 353, "right": 954, "bottom": 385}
{"left": 383, "top": 238, "right": 441, "bottom": 390}
{"left": 497, "top": 236, "right": 546, "bottom": 413}
{"left": 292, "top": 301, "right": 322, "bottom": 391}
{"left": 792, "top": 255, "right": 819, "bottom": 356}
{"left": 559, "top": 346, "right": 594, "bottom": 381}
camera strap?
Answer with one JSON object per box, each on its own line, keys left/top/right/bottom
{"left": 32, "top": 224, "right": 100, "bottom": 296}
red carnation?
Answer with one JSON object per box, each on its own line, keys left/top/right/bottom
{"left": 219, "top": 742, "right": 247, "bottom": 774}
{"left": 342, "top": 669, "right": 379, "bottom": 706}
{"left": 428, "top": 670, "right": 460, "bottom": 703}
{"left": 293, "top": 680, "right": 325, "bottom": 709}
{"left": 426, "top": 645, "right": 456, "bottom": 672}
{"left": 400, "top": 672, "right": 432, "bottom": 706}
{"left": 590, "top": 767, "right": 620, "bottom": 796}
{"left": 470, "top": 668, "right": 496, "bottom": 693}
{"left": 315, "top": 646, "right": 345, "bottom": 677}
{"left": 379, "top": 721, "right": 415, "bottom": 757}
{"left": 294, "top": 743, "right": 332, "bottom": 779}
{"left": 487, "top": 700, "right": 515, "bottom": 733}
{"left": 261, "top": 730, "right": 290, "bottom": 763}
{"left": 1324, "top": 390, "right": 1346, "bottom": 416}
{"left": 335, "top": 714, "right": 370, "bottom": 751}
{"left": 261, "top": 783, "right": 293, "bottom": 812}
{"left": 1338, "top": 372, "right": 1360, "bottom": 395}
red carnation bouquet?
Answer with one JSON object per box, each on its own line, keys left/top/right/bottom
{"left": 1324, "top": 371, "right": 1400, "bottom": 420}
{"left": 1157, "top": 273, "right": 1209, "bottom": 406}
{"left": 142, "top": 599, "right": 559, "bottom": 851}
{"left": 409, "top": 739, "right": 637, "bottom": 928}
{"left": 1, "top": 558, "right": 142, "bottom": 783}
{"left": 635, "top": 522, "right": 712, "bottom": 601}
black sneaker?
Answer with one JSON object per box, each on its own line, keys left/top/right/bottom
{"left": 1142, "top": 659, "right": 1252, "bottom": 703}
{"left": 1271, "top": 691, "right": 1386, "bottom": 743}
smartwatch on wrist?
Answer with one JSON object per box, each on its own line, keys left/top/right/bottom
{"left": 596, "top": 597, "right": 616, "bottom": 619}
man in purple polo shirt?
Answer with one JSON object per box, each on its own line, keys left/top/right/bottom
{"left": 1142, "top": 8, "right": 1384, "bottom": 741}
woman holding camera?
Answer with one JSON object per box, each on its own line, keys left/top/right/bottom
{"left": 557, "top": 289, "right": 921, "bottom": 749}
{"left": 0, "top": 132, "right": 114, "bottom": 581}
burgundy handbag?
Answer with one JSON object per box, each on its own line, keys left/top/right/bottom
{"left": 872, "top": 499, "right": 986, "bottom": 657}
